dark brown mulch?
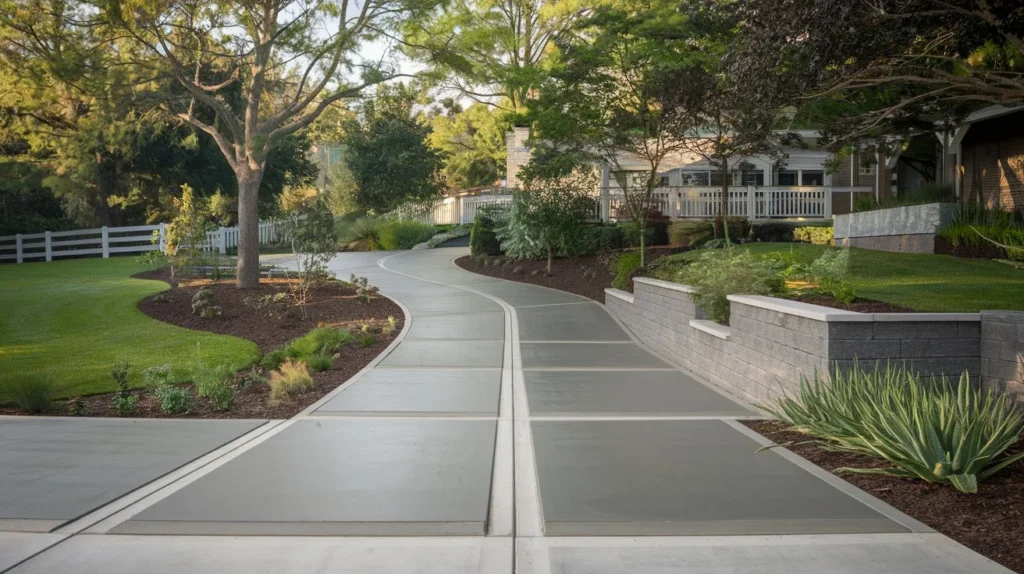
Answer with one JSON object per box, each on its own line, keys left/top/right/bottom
{"left": 135, "top": 266, "right": 401, "bottom": 352}
{"left": 456, "top": 254, "right": 615, "bottom": 301}
{"left": 788, "top": 293, "right": 916, "bottom": 313}
{"left": 0, "top": 267, "right": 403, "bottom": 420}
{"left": 745, "top": 420, "right": 1024, "bottom": 573}
{"left": 934, "top": 236, "right": 1007, "bottom": 259}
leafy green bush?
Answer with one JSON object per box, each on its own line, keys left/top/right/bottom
{"left": 940, "top": 205, "right": 1024, "bottom": 255}
{"left": 470, "top": 215, "right": 502, "bottom": 256}
{"left": 750, "top": 222, "right": 795, "bottom": 243}
{"left": 193, "top": 365, "right": 234, "bottom": 399}
{"left": 208, "top": 384, "right": 235, "bottom": 411}
{"left": 793, "top": 226, "right": 834, "bottom": 246}
{"left": 378, "top": 221, "right": 437, "bottom": 250}
{"left": 341, "top": 216, "right": 385, "bottom": 250}
{"left": 110, "top": 361, "right": 137, "bottom": 416}
{"left": 610, "top": 251, "right": 642, "bottom": 291}
{"left": 307, "top": 353, "right": 333, "bottom": 372}
{"left": 671, "top": 248, "right": 785, "bottom": 324}
{"left": 281, "top": 328, "right": 354, "bottom": 362}
{"left": 795, "top": 248, "right": 855, "bottom": 303}
{"left": 594, "top": 224, "right": 625, "bottom": 251}
{"left": 155, "top": 385, "right": 194, "bottom": 415}
{"left": 5, "top": 375, "right": 58, "bottom": 413}
{"left": 496, "top": 196, "right": 543, "bottom": 259}
{"left": 669, "top": 221, "right": 714, "bottom": 247}
{"left": 767, "top": 364, "right": 1024, "bottom": 494}
{"left": 261, "top": 349, "right": 288, "bottom": 370}
{"left": 620, "top": 221, "right": 654, "bottom": 249}
{"left": 712, "top": 216, "right": 751, "bottom": 242}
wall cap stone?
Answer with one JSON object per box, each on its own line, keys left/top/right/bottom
{"left": 633, "top": 277, "right": 696, "bottom": 294}
{"left": 727, "top": 295, "right": 869, "bottom": 322}
{"left": 690, "top": 319, "right": 731, "bottom": 340}
{"left": 872, "top": 313, "right": 980, "bottom": 322}
{"left": 605, "top": 288, "right": 634, "bottom": 304}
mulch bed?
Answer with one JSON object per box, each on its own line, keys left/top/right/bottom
{"left": 4, "top": 267, "right": 403, "bottom": 420}
{"left": 745, "top": 420, "right": 1024, "bottom": 573}
{"left": 787, "top": 293, "right": 916, "bottom": 313}
{"left": 935, "top": 236, "right": 1007, "bottom": 260}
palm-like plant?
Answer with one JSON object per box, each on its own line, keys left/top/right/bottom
{"left": 766, "top": 363, "right": 1024, "bottom": 493}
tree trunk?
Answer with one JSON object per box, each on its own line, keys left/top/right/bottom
{"left": 236, "top": 168, "right": 264, "bottom": 289}
{"left": 547, "top": 246, "right": 553, "bottom": 275}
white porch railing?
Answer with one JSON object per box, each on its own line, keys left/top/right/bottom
{"left": 393, "top": 195, "right": 515, "bottom": 225}
{"left": 0, "top": 220, "right": 286, "bottom": 264}
{"left": 606, "top": 186, "right": 835, "bottom": 220}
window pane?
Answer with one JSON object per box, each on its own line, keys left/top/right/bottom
{"left": 801, "top": 171, "right": 824, "bottom": 186}
{"left": 778, "top": 171, "right": 797, "bottom": 185}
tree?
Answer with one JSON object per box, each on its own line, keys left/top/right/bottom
{"left": 342, "top": 85, "right": 445, "bottom": 213}
{"left": 520, "top": 169, "right": 596, "bottom": 273}
{"left": 429, "top": 102, "right": 507, "bottom": 190}
{"left": 735, "top": 0, "right": 1024, "bottom": 146}
{"left": 105, "top": 0, "right": 434, "bottom": 288}
{"left": 526, "top": 1, "right": 697, "bottom": 265}
{"left": 404, "top": 0, "right": 597, "bottom": 114}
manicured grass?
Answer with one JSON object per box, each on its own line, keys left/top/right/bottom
{"left": 0, "top": 258, "right": 260, "bottom": 399}
{"left": 658, "top": 243, "right": 1024, "bottom": 312}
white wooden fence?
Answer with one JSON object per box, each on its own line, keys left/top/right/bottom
{"left": 0, "top": 220, "right": 285, "bottom": 264}
{"left": 606, "top": 186, "right": 838, "bottom": 220}
{"left": 393, "top": 195, "right": 515, "bottom": 225}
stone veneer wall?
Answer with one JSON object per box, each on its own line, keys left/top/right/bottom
{"left": 605, "top": 277, "right": 992, "bottom": 406}
{"left": 981, "top": 311, "right": 1024, "bottom": 407}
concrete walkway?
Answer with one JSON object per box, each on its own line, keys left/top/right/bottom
{"left": 0, "top": 248, "right": 1011, "bottom": 573}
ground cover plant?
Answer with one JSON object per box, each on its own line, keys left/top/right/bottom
{"left": 0, "top": 258, "right": 258, "bottom": 399}
{"left": 765, "top": 363, "right": 1024, "bottom": 494}
{"left": 659, "top": 248, "right": 785, "bottom": 324}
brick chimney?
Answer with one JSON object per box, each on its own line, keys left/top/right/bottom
{"left": 506, "top": 127, "right": 531, "bottom": 190}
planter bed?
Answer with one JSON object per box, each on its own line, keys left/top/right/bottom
{"left": 1, "top": 267, "right": 403, "bottom": 419}
{"left": 746, "top": 420, "right": 1024, "bottom": 573}
{"left": 786, "top": 293, "right": 914, "bottom": 313}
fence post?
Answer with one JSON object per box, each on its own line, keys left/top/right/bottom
{"left": 44, "top": 231, "right": 52, "bottom": 262}
{"left": 218, "top": 227, "right": 227, "bottom": 254}
{"left": 158, "top": 224, "right": 167, "bottom": 253}
{"left": 101, "top": 226, "right": 110, "bottom": 258}
{"left": 15, "top": 234, "right": 23, "bottom": 264}
{"left": 824, "top": 188, "right": 833, "bottom": 219}
{"left": 746, "top": 187, "right": 757, "bottom": 219}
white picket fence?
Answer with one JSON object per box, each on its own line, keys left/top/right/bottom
{"left": 392, "top": 195, "right": 515, "bottom": 225}
{"left": 0, "top": 220, "right": 285, "bottom": 264}
{"left": 605, "top": 186, "right": 837, "bottom": 220}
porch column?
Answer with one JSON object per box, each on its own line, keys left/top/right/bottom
{"left": 600, "top": 163, "right": 611, "bottom": 222}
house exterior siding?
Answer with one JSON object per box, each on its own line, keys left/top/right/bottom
{"left": 962, "top": 113, "right": 1024, "bottom": 211}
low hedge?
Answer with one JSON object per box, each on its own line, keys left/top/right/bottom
{"left": 793, "top": 226, "right": 834, "bottom": 246}
{"left": 470, "top": 215, "right": 501, "bottom": 256}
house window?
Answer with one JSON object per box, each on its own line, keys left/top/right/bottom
{"left": 657, "top": 176, "right": 669, "bottom": 188}
{"left": 801, "top": 170, "right": 824, "bottom": 186}
{"left": 741, "top": 170, "right": 764, "bottom": 186}
{"left": 680, "top": 171, "right": 710, "bottom": 186}
{"left": 859, "top": 164, "right": 875, "bottom": 176}
{"left": 777, "top": 170, "right": 798, "bottom": 185}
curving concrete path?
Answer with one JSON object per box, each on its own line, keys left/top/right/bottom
{"left": 0, "top": 247, "right": 1010, "bottom": 573}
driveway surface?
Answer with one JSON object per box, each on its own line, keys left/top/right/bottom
{"left": 0, "top": 247, "right": 1010, "bottom": 573}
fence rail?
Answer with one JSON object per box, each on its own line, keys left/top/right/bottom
{"left": 1, "top": 220, "right": 285, "bottom": 264}
{"left": 392, "top": 195, "right": 515, "bottom": 225}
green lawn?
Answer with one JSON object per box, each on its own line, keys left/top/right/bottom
{"left": 0, "top": 258, "right": 260, "bottom": 399}
{"left": 659, "top": 243, "right": 1024, "bottom": 313}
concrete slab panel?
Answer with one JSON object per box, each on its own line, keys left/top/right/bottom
{"left": 519, "top": 535, "right": 1009, "bottom": 574}
{"left": 524, "top": 370, "right": 753, "bottom": 416}
{"left": 114, "top": 419, "right": 497, "bottom": 535}
{"left": 0, "top": 418, "right": 265, "bottom": 528}
{"left": 406, "top": 313, "right": 505, "bottom": 340}
{"left": 401, "top": 295, "right": 502, "bottom": 316}
{"left": 317, "top": 369, "right": 501, "bottom": 416}
{"left": 521, "top": 343, "right": 672, "bottom": 369}
{"left": 530, "top": 420, "right": 904, "bottom": 535}
{"left": 12, "top": 535, "right": 512, "bottom": 574}
{"left": 381, "top": 341, "right": 504, "bottom": 368}
{"left": 517, "top": 303, "right": 631, "bottom": 342}
{"left": 0, "top": 533, "right": 66, "bottom": 571}
{"left": 474, "top": 282, "right": 588, "bottom": 307}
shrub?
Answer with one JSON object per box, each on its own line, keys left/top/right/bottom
{"left": 244, "top": 292, "right": 290, "bottom": 319}
{"left": 854, "top": 184, "right": 956, "bottom": 212}
{"left": 261, "top": 349, "right": 288, "bottom": 370}
{"left": 671, "top": 248, "right": 785, "bottom": 324}
{"left": 112, "top": 394, "right": 137, "bottom": 417}
{"left": 236, "top": 368, "right": 268, "bottom": 391}
{"left": 470, "top": 215, "right": 502, "bottom": 256}
{"left": 767, "top": 364, "right": 1024, "bottom": 494}
{"left": 620, "top": 221, "right": 654, "bottom": 249}
{"left": 646, "top": 209, "right": 671, "bottom": 246}
{"left": 143, "top": 364, "right": 174, "bottom": 387}
{"left": 207, "top": 383, "right": 235, "bottom": 412}
{"left": 378, "top": 220, "right": 437, "bottom": 250}
{"left": 669, "top": 221, "right": 714, "bottom": 247}
{"left": 273, "top": 327, "right": 353, "bottom": 366}
{"left": 712, "top": 216, "right": 751, "bottom": 243}
{"left": 268, "top": 360, "right": 314, "bottom": 405}
{"left": 796, "top": 248, "right": 856, "bottom": 303}
{"left": 357, "top": 333, "right": 377, "bottom": 347}
{"left": 155, "top": 385, "right": 194, "bottom": 415}
{"left": 940, "top": 205, "right": 1024, "bottom": 255}
{"left": 5, "top": 375, "right": 58, "bottom": 413}
{"left": 191, "top": 287, "right": 222, "bottom": 318}
{"left": 110, "top": 361, "right": 137, "bottom": 416}
{"left": 594, "top": 224, "right": 625, "bottom": 252}
{"left": 193, "top": 365, "right": 234, "bottom": 398}
{"left": 750, "top": 222, "right": 795, "bottom": 243}
{"left": 348, "top": 274, "right": 380, "bottom": 303}
{"left": 793, "top": 225, "right": 834, "bottom": 246}
{"left": 610, "top": 250, "right": 643, "bottom": 291}
{"left": 307, "top": 353, "right": 333, "bottom": 372}
{"left": 496, "top": 196, "right": 543, "bottom": 259}
{"left": 342, "top": 216, "right": 384, "bottom": 250}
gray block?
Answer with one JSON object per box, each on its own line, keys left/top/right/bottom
{"left": 381, "top": 340, "right": 504, "bottom": 368}
{"left": 524, "top": 370, "right": 753, "bottom": 416}
{"left": 316, "top": 368, "right": 501, "bottom": 416}
{"left": 405, "top": 313, "right": 504, "bottom": 340}
{"left": 114, "top": 419, "right": 497, "bottom": 535}
{"left": 531, "top": 420, "right": 904, "bottom": 536}
{"left": 0, "top": 418, "right": 265, "bottom": 529}
{"left": 516, "top": 303, "right": 631, "bottom": 342}
{"left": 521, "top": 343, "right": 672, "bottom": 369}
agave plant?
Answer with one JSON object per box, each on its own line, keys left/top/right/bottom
{"left": 766, "top": 363, "right": 1024, "bottom": 493}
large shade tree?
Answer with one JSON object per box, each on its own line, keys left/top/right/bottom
{"left": 105, "top": 0, "right": 434, "bottom": 287}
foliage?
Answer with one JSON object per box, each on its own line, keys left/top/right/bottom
{"left": 341, "top": 217, "right": 385, "bottom": 250}
{"left": 792, "top": 226, "right": 834, "bottom": 246}
{"left": 712, "top": 217, "right": 752, "bottom": 243}
{"left": 236, "top": 368, "right": 268, "bottom": 391}
{"left": 268, "top": 360, "right": 314, "bottom": 405}
{"left": 357, "top": 333, "right": 378, "bottom": 347}
{"left": 667, "top": 248, "right": 785, "bottom": 324}
{"left": 155, "top": 385, "right": 194, "bottom": 415}
{"left": 307, "top": 353, "right": 334, "bottom": 372}
{"left": 766, "top": 364, "right": 1024, "bottom": 494}
{"left": 610, "top": 251, "right": 643, "bottom": 291}
{"left": 4, "top": 375, "right": 58, "bottom": 413}
{"left": 207, "top": 382, "right": 235, "bottom": 412}
{"left": 378, "top": 221, "right": 437, "bottom": 250}
{"left": 142, "top": 364, "right": 174, "bottom": 387}
{"left": 429, "top": 103, "right": 508, "bottom": 190}
{"left": 470, "top": 216, "right": 502, "bottom": 256}
{"left": 284, "top": 327, "right": 355, "bottom": 361}
{"left": 853, "top": 185, "right": 956, "bottom": 213}
{"left": 165, "top": 185, "right": 212, "bottom": 278}
{"left": 670, "top": 221, "right": 715, "bottom": 247}
{"left": 751, "top": 222, "right": 796, "bottom": 243}
{"left": 191, "top": 287, "right": 222, "bottom": 318}
{"left": 496, "top": 194, "right": 544, "bottom": 260}
{"left": 193, "top": 365, "right": 235, "bottom": 399}
{"left": 110, "top": 360, "right": 137, "bottom": 416}
{"left": 941, "top": 206, "right": 1024, "bottom": 256}
{"left": 516, "top": 170, "right": 598, "bottom": 271}
{"left": 349, "top": 275, "right": 380, "bottom": 303}
{"left": 592, "top": 224, "right": 625, "bottom": 252}
{"left": 244, "top": 293, "right": 290, "bottom": 320}
{"left": 795, "top": 248, "right": 856, "bottom": 303}
{"left": 420, "top": 226, "right": 471, "bottom": 249}
{"left": 342, "top": 85, "right": 445, "bottom": 212}
{"left": 281, "top": 193, "right": 338, "bottom": 282}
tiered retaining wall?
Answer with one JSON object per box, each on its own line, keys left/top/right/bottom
{"left": 605, "top": 278, "right": 1021, "bottom": 407}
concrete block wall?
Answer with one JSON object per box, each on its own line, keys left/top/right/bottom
{"left": 606, "top": 279, "right": 994, "bottom": 407}
{"left": 981, "top": 311, "right": 1024, "bottom": 407}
